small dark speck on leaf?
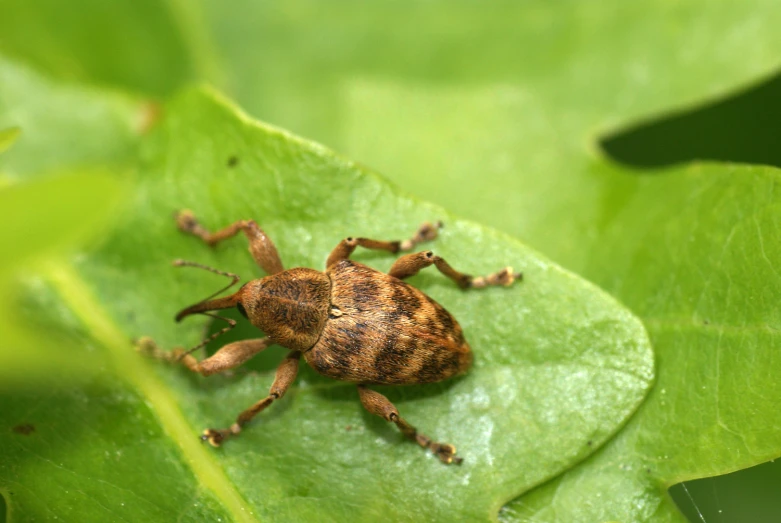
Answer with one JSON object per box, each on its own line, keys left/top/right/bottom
{"left": 703, "top": 319, "right": 710, "bottom": 325}
{"left": 587, "top": 440, "right": 593, "bottom": 446}
{"left": 345, "top": 425, "right": 352, "bottom": 432}
{"left": 227, "top": 155, "right": 239, "bottom": 167}
{"left": 646, "top": 468, "right": 651, "bottom": 474}
{"left": 12, "top": 423, "right": 35, "bottom": 435}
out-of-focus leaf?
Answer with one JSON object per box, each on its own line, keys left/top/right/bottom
{"left": 0, "top": 0, "right": 200, "bottom": 97}
{"left": 0, "top": 172, "right": 126, "bottom": 272}
{"left": 0, "top": 64, "right": 232, "bottom": 523}
{"left": 0, "top": 127, "right": 20, "bottom": 155}
{"left": 0, "top": 57, "right": 142, "bottom": 179}
{"left": 0, "top": 57, "right": 141, "bottom": 383}
{"left": 0, "top": 171, "right": 125, "bottom": 383}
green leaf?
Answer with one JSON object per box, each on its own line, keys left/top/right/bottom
{"left": 0, "top": 57, "right": 142, "bottom": 179}
{"left": 0, "top": 64, "right": 653, "bottom": 520}
{"left": 319, "top": 16, "right": 781, "bottom": 523}
{"left": 0, "top": 56, "right": 141, "bottom": 383}
{"left": 197, "top": 4, "right": 779, "bottom": 520}
{"left": 0, "top": 63, "right": 231, "bottom": 522}
{"left": 0, "top": 171, "right": 126, "bottom": 272}
{"left": 4, "top": 0, "right": 779, "bottom": 519}
{"left": 0, "top": 0, "right": 201, "bottom": 97}
{"left": 497, "top": 164, "right": 781, "bottom": 522}
{"left": 323, "top": 18, "right": 781, "bottom": 523}
{"left": 0, "top": 171, "right": 126, "bottom": 383}
{"left": 2, "top": 380, "right": 234, "bottom": 522}
{"left": 0, "top": 127, "right": 20, "bottom": 155}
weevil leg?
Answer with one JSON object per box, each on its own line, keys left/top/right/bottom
{"left": 389, "top": 250, "right": 522, "bottom": 289}
{"left": 357, "top": 385, "right": 461, "bottom": 465}
{"left": 137, "top": 336, "right": 272, "bottom": 376}
{"left": 326, "top": 221, "right": 442, "bottom": 267}
{"left": 202, "top": 351, "right": 301, "bottom": 447}
{"left": 175, "top": 210, "right": 284, "bottom": 274}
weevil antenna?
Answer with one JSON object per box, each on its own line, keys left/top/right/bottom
{"left": 176, "top": 312, "right": 237, "bottom": 360}
{"left": 173, "top": 259, "right": 242, "bottom": 321}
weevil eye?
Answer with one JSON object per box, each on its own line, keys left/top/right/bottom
{"left": 236, "top": 302, "right": 249, "bottom": 319}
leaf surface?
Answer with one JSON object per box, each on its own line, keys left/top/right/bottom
{"left": 216, "top": 4, "right": 781, "bottom": 520}
{"left": 499, "top": 164, "right": 781, "bottom": 521}
{"left": 0, "top": 64, "right": 653, "bottom": 521}
{"left": 2, "top": 0, "right": 780, "bottom": 520}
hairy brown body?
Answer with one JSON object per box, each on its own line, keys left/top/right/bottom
{"left": 147, "top": 212, "right": 520, "bottom": 464}
{"left": 307, "top": 260, "right": 471, "bottom": 385}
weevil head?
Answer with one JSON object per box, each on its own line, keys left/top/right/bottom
{"left": 175, "top": 267, "right": 331, "bottom": 351}
{"left": 235, "top": 268, "right": 331, "bottom": 351}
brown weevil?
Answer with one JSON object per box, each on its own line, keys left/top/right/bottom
{"left": 140, "top": 211, "right": 521, "bottom": 464}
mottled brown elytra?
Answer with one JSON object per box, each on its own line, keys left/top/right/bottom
{"left": 138, "top": 211, "right": 521, "bottom": 464}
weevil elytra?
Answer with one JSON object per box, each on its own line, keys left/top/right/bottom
{"left": 140, "top": 211, "right": 521, "bottom": 464}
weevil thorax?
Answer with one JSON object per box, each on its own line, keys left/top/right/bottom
{"left": 237, "top": 267, "right": 331, "bottom": 351}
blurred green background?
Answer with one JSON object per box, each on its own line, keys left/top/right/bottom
{"left": 2, "top": 1, "right": 781, "bottom": 521}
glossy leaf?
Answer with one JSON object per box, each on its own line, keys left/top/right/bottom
{"left": 499, "top": 164, "right": 781, "bottom": 521}
{"left": 209, "top": 4, "right": 780, "bottom": 520}
{"left": 0, "top": 57, "right": 141, "bottom": 179}
{"left": 0, "top": 63, "right": 653, "bottom": 520}
{"left": 2, "top": 0, "right": 779, "bottom": 520}
{"left": 0, "top": 57, "right": 139, "bottom": 382}
{"left": 2, "top": 380, "right": 234, "bottom": 522}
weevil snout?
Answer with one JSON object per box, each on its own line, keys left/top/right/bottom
{"left": 172, "top": 259, "right": 243, "bottom": 322}
{"left": 174, "top": 292, "right": 242, "bottom": 322}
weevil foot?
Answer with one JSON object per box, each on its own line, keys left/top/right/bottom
{"left": 201, "top": 428, "right": 229, "bottom": 447}
{"left": 471, "top": 266, "right": 522, "bottom": 288}
{"left": 400, "top": 221, "right": 443, "bottom": 251}
{"left": 416, "top": 220, "right": 443, "bottom": 243}
{"left": 135, "top": 338, "right": 199, "bottom": 371}
{"left": 135, "top": 336, "right": 157, "bottom": 356}
{"left": 415, "top": 433, "right": 463, "bottom": 465}
{"left": 135, "top": 336, "right": 175, "bottom": 362}
{"left": 431, "top": 443, "right": 462, "bottom": 465}
{"left": 202, "top": 423, "right": 241, "bottom": 447}
{"left": 175, "top": 209, "right": 201, "bottom": 233}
